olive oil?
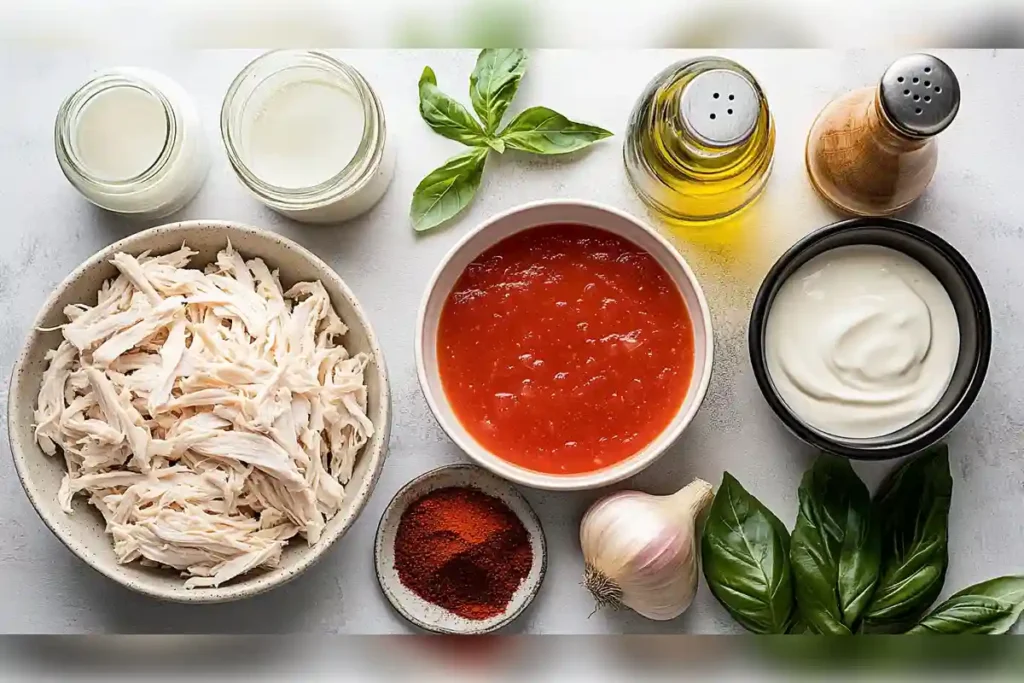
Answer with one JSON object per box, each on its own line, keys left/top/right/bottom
{"left": 624, "top": 57, "right": 775, "bottom": 225}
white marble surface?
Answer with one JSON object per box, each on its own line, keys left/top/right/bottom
{"left": 1, "top": 49, "right": 1022, "bottom": 634}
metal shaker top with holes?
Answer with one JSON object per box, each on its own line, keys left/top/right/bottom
{"left": 678, "top": 69, "right": 760, "bottom": 147}
{"left": 879, "top": 53, "right": 960, "bottom": 138}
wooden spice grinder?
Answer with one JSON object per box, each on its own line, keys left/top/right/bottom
{"left": 805, "top": 54, "right": 961, "bottom": 216}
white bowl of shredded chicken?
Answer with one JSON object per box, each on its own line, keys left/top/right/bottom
{"left": 8, "top": 220, "right": 390, "bottom": 602}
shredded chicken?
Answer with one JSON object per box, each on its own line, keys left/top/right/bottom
{"left": 33, "top": 242, "right": 373, "bottom": 589}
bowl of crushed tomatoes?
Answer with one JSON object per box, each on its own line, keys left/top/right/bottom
{"left": 416, "top": 199, "right": 714, "bottom": 491}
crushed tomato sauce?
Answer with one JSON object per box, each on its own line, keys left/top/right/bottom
{"left": 437, "top": 223, "right": 694, "bottom": 475}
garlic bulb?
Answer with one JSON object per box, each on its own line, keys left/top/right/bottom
{"left": 580, "top": 479, "right": 714, "bottom": 620}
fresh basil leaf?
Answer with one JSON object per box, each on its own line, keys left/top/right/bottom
{"left": 907, "top": 576, "right": 1024, "bottom": 635}
{"left": 469, "top": 48, "right": 528, "bottom": 134}
{"left": 790, "top": 456, "right": 881, "bottom": 635}
{"left": 864, "top": 445, "right": 952, "bottom": 629}
{"left": 787, "top": 615, "right": 814, "bottom": 634}
{"left": 701, "top": 472, "right": 794, "bottom": 634}
{"left": 499, "top": 106, "right": 613, "bottom": 155}
{"left": 410, "top": 147, "right": 489, "bottom": 232}
{"left": 418, "top": 66, "right": 491, "bottom": 148}
{"left": 485, "top": 137, "right": 505, "bottom": 154}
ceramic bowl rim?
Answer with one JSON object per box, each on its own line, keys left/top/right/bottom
{"left": 373, "top": 463, "right": 548, "bottom": 635}
{"left": 414, "top": 198, "right": 715, "bottom": 491}
{"left": 747, "top": 216, "right": 991, "bottom": 460}
{"left": 7, "top": 219, "right": 392, "bottom": 603}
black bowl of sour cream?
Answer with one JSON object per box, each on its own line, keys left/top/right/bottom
{"left": 749, "top": 217, "right": 991, "bottom": 460}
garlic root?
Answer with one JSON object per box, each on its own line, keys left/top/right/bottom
{"left": 583, "top": 564, "right": 624, "bottom": 612}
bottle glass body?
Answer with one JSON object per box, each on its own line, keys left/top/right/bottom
{"left": 624, "top": 58, "right": 775, "bottom": 225}
{"left": 805, "top": 86, "right": 938, "bottom": 216}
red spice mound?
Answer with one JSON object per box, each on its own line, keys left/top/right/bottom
{"left": 393, "top": 486, "right": 533, "bottom": 621}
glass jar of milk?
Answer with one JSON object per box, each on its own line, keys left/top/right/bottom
{"left": 220, "top": 50, "right": 396, "bottom": 225}
{"left": 54, "top": 67, "right": 210, "bottom": 219}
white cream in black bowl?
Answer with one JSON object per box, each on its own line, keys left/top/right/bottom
{"left": 749, "top": 217, "right": 991, "bottom": 460}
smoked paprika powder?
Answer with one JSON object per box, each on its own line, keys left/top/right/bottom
{"left": 393, "top": 486, "right": 533, "bottom": 620}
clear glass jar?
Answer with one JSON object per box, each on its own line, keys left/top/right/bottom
{"left": 54, "top": 67, "right": 210, "bottom": 219}
{"left": 220, "top": 50, "right": 396, "bottom": 225}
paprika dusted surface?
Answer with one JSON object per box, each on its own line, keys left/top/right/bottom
{"left": 393, "top": 486, "right": 533, "bottom": 621}
{"left": 437, "top": 223, "right": 695, "bottom": 475}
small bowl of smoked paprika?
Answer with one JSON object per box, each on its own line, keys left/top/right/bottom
{"left": 374, "top": 464, "right": 547, "bottom": 634}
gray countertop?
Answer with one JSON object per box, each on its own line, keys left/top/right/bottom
{"left": 1, "top": 49, "right": 1022, "bottom": 634}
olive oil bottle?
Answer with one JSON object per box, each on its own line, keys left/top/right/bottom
{"left": 624, "top": 57, "right": 775, "bottom": 225}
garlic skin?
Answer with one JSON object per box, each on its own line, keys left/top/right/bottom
{"left": 580, "top": 479, "right": 714, "bottom": 621}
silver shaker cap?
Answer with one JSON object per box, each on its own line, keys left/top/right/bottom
{"left": 880, "top": 53, "right": 960, "bottom": 137}
{"left": 678, "top": 69, "right": 759, "bottom": 147}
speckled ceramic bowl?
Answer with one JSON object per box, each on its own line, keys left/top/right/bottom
{"left": 374, "top": 464, "right": 547, "bottom": 634}
{"left": 7, "top": 220, "right": 391, "bottom": 603}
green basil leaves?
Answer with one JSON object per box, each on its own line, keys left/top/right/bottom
{"left": 469, "top": 48, "right": 528, "bottom": 134}
{"left": 701, "top": 473, "right": 794, "bottom": 634}
{"left": 864, "top": 445, "right": 952, "bottom": 629}
{"left": 410, "top": 148, "right": 489, "bottom": 232}
{"left": 500, "top": 106, "right": 614, "bottom": 155}
{"left": 790, "top": 456, "right": 880, "bottom": 635}
{"left": 418, "top": 67, "right": 494, "bottom": 150}
{"left": 703, "top": 447, "right": 1024, "bottom": 636}
{"left": 411, "top": 49, "right": 612, "bottom": 231}
{"left": 908, "top": 576, "right": 1024, "bottom": 635}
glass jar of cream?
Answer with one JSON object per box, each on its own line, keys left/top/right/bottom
{"left": 220, "top": 50, "right": 396, "bottom": 225}
{"left": 54, "top": 67, "right": 210, "bottom": 219}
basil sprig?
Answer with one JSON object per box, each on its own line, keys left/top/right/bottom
{"left": 411, "top": 49, "right": 613, "bottom": 232}
{"left": 702, "top": 447, "right": 1024, "bottom": 636}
